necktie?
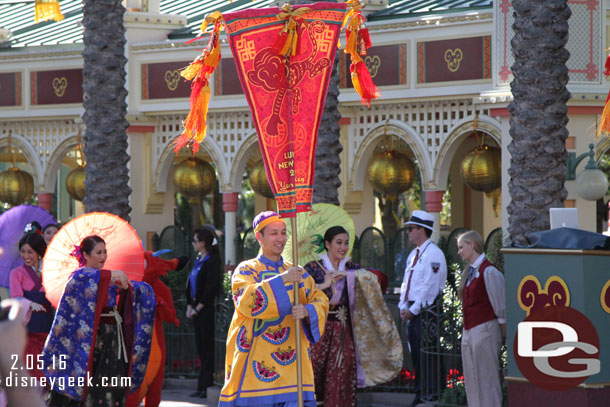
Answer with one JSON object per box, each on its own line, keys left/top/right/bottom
{"left": 466, "top": 266, "right": 476, "bottom": 286}
{"left": 402, "top": 248, "right": 420, "bottom": 304}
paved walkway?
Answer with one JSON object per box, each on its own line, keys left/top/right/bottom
{"left": 159, "top": 378, "right": 439, "bottom": 407}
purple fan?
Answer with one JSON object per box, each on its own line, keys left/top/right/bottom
{"left": 0, "top": 205, "right": 55, "bottom": 288}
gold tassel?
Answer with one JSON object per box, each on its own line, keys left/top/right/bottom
{"left": 276, "top": 4, "right": 311, "bottom": 57}
{"left": 35, "top": 0, "right": 64, "bottom": 23}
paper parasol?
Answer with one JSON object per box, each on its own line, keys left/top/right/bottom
{"left": 283, "top": 203, "right": 356, "bottom": 267}
{"left": 41, "top": 212, "right": 145, "bottom": 308}
{"left": 0, "top": 204, "right": 55, "bottom": 288}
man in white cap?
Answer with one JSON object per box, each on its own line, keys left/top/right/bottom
{"left": 399, "top": 210, "right": 447, "bottom": 407}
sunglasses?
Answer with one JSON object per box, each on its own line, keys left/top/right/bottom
{"left": 406, "top": 226, "right": 420, "bottom": 232}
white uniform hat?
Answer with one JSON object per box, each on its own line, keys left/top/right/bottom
{"left": 403, "top": 210, "right": 434, "bottom": 231}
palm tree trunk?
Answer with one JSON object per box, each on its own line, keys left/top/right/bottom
{"left": 314, "top": 52, "right": 342, "bottom": 206}
{"left": 291, "top": 0, "right": 342, "bottom": 206}
{"left": 82, "top": 0, "right": 132, "bottom": 221}
{"left": 507, "top": 0, "right": 571, "bottom": 245}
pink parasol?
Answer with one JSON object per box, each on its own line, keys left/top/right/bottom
{"left": 41, "top": 212, "right": 145, "bottom": 308}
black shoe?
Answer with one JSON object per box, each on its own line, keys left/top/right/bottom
{"left": 199, "top": 390, "right": 207, "bottom": 398}
{"left": 189, "top": 390, "right": 202, "bottom": 397}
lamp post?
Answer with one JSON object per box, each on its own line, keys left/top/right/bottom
{"left": 566, "top": 143, "right": 608, "bottom": 201}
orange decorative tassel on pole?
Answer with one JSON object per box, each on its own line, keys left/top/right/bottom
{"left": 173, "top": 12, "right": 223, "bottom": 154}
{"left": 342, "top": 0, "right": 379, "bottom": 107}
{"left": 35, "top": 0, "right": 64, "bottom": 23}
{"left": 598, "top": 53, "right": 610, "bottom": 139}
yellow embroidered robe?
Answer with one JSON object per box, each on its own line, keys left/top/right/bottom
{"left": 219, "top": 255, "right": 329, "bottom": 406}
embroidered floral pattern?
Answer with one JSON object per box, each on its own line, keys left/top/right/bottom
{"left": 233, "top": 288, "right": 244, "bottom": 305}
{"left": 252, "top": 360, "right": 280, "bottom": 382}
{"left": 271, "top": 347, "right": 297, "bottom": 366}
{"left": 236, "top": 326, "right": 251, "bottom": 352}
{"left": 130, "top": 282, "right": 156, "bottom": 392}
{"left": 262, "top": 326, "right": 290, "bottom": 345}
{"left": 251, "top": 287, "right": 268, "bottom": 316}
{"left": 41, "top": 268, "right": 156, "bottom": 400}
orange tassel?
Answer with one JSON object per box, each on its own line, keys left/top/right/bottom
{"left": 599, "top": 101, "right": 610, "bottom": 139}
{"left": 351, "top": 61, "right": 380, "bottom": 107}
{"left": 173, "top": 15, "right": 223, "bottom": 153}
{"left": 345, "top": 26, "right": 359, "bottom": 56}
{"left": 342, "top": 0, "right": 379, "bottom": 107}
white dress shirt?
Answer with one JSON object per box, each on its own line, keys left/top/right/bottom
{"left": 398, "top": 239, "right": 447, "bottom": 315}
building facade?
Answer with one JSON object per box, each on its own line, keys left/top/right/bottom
{"left": 0, "top": 0, "right": 606, "bottom": 264}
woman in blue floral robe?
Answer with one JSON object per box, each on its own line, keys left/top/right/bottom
{"left": 43, "top": 235, "right": 155, "bottom": 407}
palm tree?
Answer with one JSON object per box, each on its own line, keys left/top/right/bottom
{"left": 82, "top": 0, "right": 132, "bottom": 221}
{"left": 291, "top": 0, "right": 342, "bottom": 205}
{"left": 507, "top": 0, "right": 571, "bottom": 245}
{"left": 314, "top": 52, "right": 342, "bottom": 206}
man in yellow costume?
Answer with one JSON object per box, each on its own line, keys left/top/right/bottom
{"left": 219, "top": 211, "right": 329, "bottom": 407}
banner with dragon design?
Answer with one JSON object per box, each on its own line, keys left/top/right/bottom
{"left": 223, "top": 3, "right": 346, "bottom": 217}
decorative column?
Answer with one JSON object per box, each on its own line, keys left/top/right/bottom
{"left": 425, "top": 190, "right": 444, "bottom": 243}
{"left": 223, "top": 192, "right": 239, "bottom": 266}
{"left": 38, "top": 192, "right": 53, "bottom": 213}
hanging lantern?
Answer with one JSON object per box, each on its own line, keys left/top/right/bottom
{"left": 0, "top": 167, "right": 34, "bottom": 206}
{"left": 367, "top": 150, "right": 416, "bottom": 195}
{"left": 34, "top": 0, "right": 64, "bottom": 23}
{"left": 173, "top": 157, "right": 216, "bottom": 198}
{"left": 461, "top": 145, "right": 501, "bottom": 192}
{"left": 249, "top": 160, "right": 274, "bottom": 199}
{"left": 65, "top": 166, "right": 86, "bottom": 201}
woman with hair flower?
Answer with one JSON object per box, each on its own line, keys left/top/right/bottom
{"left": 303, "top": 224, "right": 403, "bottom": 407}
{"left": 43, "top": 235, "right": 156, "bottom": 407}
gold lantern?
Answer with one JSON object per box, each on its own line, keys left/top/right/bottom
{"left": 66, "top": 166, "right": 86, "bottom": 201}
{"left": 461, "top": 144, "right": 501, "bottom": 193}
{"left": 173, "top": 157, "right": 216, "bottom": 198}
{"left": 249, "top": 161, "right": 274, "bottom": 199}
{"left": 367, "top": 150, "right": 416, "bottom": 195}
{"left": 0, "top": 167, "right": 34, "bottom": 206}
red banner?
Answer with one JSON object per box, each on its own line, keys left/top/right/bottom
{"left": 223, "top": 3, "right": 346, "bottom": 217}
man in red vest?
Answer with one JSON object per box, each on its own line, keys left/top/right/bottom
{"left": 399, "top": 210, "right": 447, "bottom": 407}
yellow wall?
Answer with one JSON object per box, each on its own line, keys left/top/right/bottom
{"left": 128, "top": 131, "right": 176, "bottom": 246}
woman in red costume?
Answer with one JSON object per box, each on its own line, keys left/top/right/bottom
{"left": 9, "top": 223, "right": 54, "bottom": 380}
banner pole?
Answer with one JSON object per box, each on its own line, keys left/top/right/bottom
{"left": 291, "top": 215, "right": 304, "bottom": 407}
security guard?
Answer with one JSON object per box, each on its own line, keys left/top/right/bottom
{"left": 399, "top": 210, "right": 447, "bottom": 407}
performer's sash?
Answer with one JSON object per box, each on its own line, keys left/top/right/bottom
{"left": 223, "top": 3, "right": 346, "bottom": 217}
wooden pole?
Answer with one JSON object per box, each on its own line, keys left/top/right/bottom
{"left": 291, "top": 216, "right": 303, "bottom": 407}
